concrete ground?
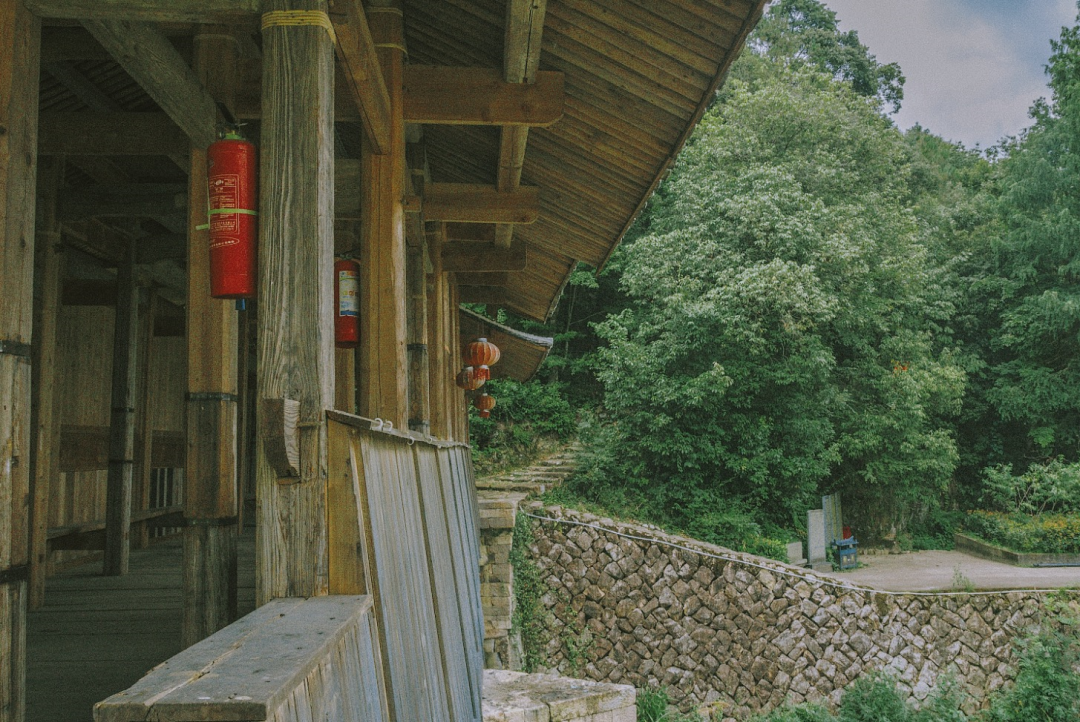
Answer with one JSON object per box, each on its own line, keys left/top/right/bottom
{"left": 819, "top": 549, "right": 1080, "bottom": 592}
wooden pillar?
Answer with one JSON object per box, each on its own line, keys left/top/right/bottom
{"left": 358, "top": 0, "right": 407, "bottom": 429}
{"left": 427, "top": 230, "right": 450, "bottom": 439}
{"left": 448, "top": 278, "right": 465, "bottom": 442}
{"left": 406, "top": 244, "right": 430, "bottom": 433}
{"left": 132, "top": 289, "right": 156, "bottom": 551}
{"left": 183, "top": 27, "right": 240, "bottom": 648}
{"left": 103, "top": 237, "right": 139, "bottom": 576}
{"left": 0, "top": 5, "right": 39, "bottom": 718}
{"left": 29, "top": 158, "right": 63, "bottom": 609}
{"left": 256, "top": 0, "right": 336, "bottom": 603}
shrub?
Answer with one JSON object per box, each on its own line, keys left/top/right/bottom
{"left": 469, "top": 378, "right": 577, "bottom": 474}
{"left": 963, "top": 510, "right": 1080, "bottom": 554}
{"left": 981, "top": 459, "right": 1080, "bottom": 515}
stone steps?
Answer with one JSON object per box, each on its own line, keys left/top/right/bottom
{"left": 476, "top": 444, "right": 582, "bottom": 495}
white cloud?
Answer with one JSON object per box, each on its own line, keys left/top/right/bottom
{"left": 820, "top": 0, "right": 1075, "bottom": 147}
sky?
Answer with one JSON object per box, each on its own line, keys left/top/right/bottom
{"left": 819, "top": 0, "right": 1077, "bottom": 149}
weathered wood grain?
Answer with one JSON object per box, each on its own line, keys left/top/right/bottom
{"left": 328, "top": 0, "right": 392, "bottom": 154}
{"left": 26, "top": 0, "right": 260, "bottom": 23}
{"left": 423, "top": 183, "right": 540, "bottom": 225}
{"left": 358, "top": 1, "right": 408, "bottom": 430}
{"left": 407, "top": 244, "right": 431, "bottom": 434}
{"left": 256, "top": 0, "right": 336, "bottom": 603}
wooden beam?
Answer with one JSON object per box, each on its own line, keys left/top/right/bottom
{"left": 445, "top": 223, "right": 497, "bottom": 243}
{"left": 495, "top": 0, "right": 548, "bottom": 248}
{"left": 184, "top": 29, "right": 241, "bottom": 647}
{"left": 358, "top": 1, "right": 408, "bottom": 429}
{"left": 328, "top": 0, "right": 391, "bottom": 154}
{"left": 257, "top": 0, "right": 336, "bottom": 603}
{"left": 41, "top": 26, "right": 110, "bottom": 63}
{"left": 0, "top": 6, "right": 40, "bottom": 718}
{"left": 454, "top": 272, "right": 510, "bottom": 287}
{"left": 131, "top": 289, "right": 155, "bottom": 551}
{"left": 83, "top": 19, "right": 218, "bottom": 148}
{"left": 457, "top": 286, "right": 507, "bottom": 305}
{"left": 423, "top": 183, "right": 539, "bottom": 225}
{"left": 441, "top": 241, "right": 528, "bottom": 273}
{"left": 403, "top": 66, "right": 562, "bottom": 126}
{"left": 103, "top": 238, "right": 139, "bottom": 576}
{"left": 38, "top": 112, "right": 189, "bottom": 157}
{"left": 26, "top": 0, "right": 259, "bottom": 24}
{"left": 58, "top": 184, "right": 188, "bottom": 224}
{"left": 43, "top": 61, "right": 122, "bottom": 111}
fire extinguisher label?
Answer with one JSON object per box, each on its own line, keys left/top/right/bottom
{"left": 338, "top": 271, "right": 359, "bottom": 317}
{"left": 209, "top": 173, "right": 241, "bottom": 235}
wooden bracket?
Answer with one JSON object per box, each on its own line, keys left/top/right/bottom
{"left": 261, "top": 397, "right": 300, "bottom": 481}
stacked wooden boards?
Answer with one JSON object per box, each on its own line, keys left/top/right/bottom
{"left": 327, "top": 411, "right": 484, "bottom": 722}
{"left": 93, "top": 596, "right": 389, "bottom": 722}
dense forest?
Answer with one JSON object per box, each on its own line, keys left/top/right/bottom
{"left": 470, "top": 0, "right": 1080, "bottom": 555}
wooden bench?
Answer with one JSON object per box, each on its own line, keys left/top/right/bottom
{"left": 94, "top": 596, "right": 389, "bottom": 722}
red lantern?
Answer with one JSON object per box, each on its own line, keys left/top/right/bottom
{"left": 455, "top": 366, "right": 485, "bottom": 391}
{"left": 473, "top": 392, "right": 496, "bottom": 418}
{"left": 464, "top": 337, "right": 500, "bottom": 382}
{"left": 207, "top": 132, "right": 257, "bottom": 299}
{"left": 334, "top": 258, "right": 360, "bottom": 348}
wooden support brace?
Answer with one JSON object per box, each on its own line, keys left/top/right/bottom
{"left": 259, "top": 398, "right": 300, "bottom": 480}
{"left": 423, "top": 183, "right": 539, "bottom": 225}
{"left": 441, "top": 240, "right": 528, "bottom": 273}
{"left": 403, "top": 66, "right": 563, "bottom": 126}
{"left": 82, "top": 20, "right": 218, "bottom": 148}
{"left": 328, "top": 0, "right": 392, "bottom": 154}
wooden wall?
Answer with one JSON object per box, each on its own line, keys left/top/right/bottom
{"left": 46, "top": 302, "right": 186, "bottom": 571}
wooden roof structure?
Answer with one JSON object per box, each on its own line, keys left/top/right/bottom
{"left": 31, "top": 0, "right": 767, "bottom": 323}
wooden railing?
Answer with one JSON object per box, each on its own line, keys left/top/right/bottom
{"left": 94, "top": 596, "right": 388, "bottom": 722}
{"left": 94, "top": 411, "right": 484, "bottom": 722}
{"left": 326, "top": 411, "right": 484, "bottom": 722}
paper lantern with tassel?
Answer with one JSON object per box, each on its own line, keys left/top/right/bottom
{"left": 464, "top": 337, "right": 500, "bottom": 382}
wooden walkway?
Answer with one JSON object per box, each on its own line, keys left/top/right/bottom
{"left": 26, "top": 533, "right": 256, "bottom": 722}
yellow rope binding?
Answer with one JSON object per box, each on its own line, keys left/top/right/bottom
{"left": 261, "top": 10, "right": 337, "bottom": 46}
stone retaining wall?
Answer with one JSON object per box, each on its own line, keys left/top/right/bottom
{"left": 522, "top": 504, "right": 1073, "bottom": 720}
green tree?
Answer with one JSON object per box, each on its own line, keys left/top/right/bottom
{"left": 752, "top": 0, "right": 905, "bottom": 112}
{"left": 590, "top": 63, "right": 963, "bottom": 538}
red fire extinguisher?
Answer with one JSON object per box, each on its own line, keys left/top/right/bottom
{"left": 207, "top": 132, "right": 257, "bottom": 299}
{"left": 334, "top": 258, "right": 360, "bottom": 348}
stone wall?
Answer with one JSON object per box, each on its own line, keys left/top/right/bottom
{"left": 521, "top": 504, "right": 1074, "bottom": 721}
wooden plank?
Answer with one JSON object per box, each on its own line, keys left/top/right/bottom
{"left": 38, "top": 112, "right": 189, "bottom": 157}
{"left": 328, "top": 0, "right": 392, "bottom": 154}
{"left": 256, "top": 0, "right": 336, "bottom": 603}
{"left": 358, "top": 2, "right": 408, "bottom": 429}
{"left": 423, "top": 183, "right": 540, "bottom": 225}
{"left": 103, "top": 238, "right": 139, "bottom": 576}
{"left": 442, "top": 240, "right": 527, "bottom": 273}
{"left": 403, "top": 66, "right": 563, "bottom": 126}
{"left": 26, "top": 0, "right": 260, "bottom": 24}
{"left": 327, "top": 422, "right": 366, "bottom": 595}
{"left": 82, "top": 20, "right": 217, "bottom": 148}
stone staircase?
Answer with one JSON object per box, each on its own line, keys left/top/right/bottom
{"left": 475, "top": 444, "right": 582, "bottom": 495}
{"left": 476, "top": 445, "right": 582, "bottom": 671}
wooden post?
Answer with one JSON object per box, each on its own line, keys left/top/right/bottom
{"left": 358, "top": 0, "right": 407, "bottom": 429}
{"left": 1, "top": 5, "right": 40, "bottom": 718}
{"left": 448, "top": 278, "right": 465, "bottom": 442}
{"left": 103, "top": 236, "right": 139, "bottom": 576}
{"left": 406, "top": 244, "right": 430, "bottom": 434}
{"left": 29, "top": 158, "right": 63, "bottom": 609}
{"left": 256, "top": 0, "right": 336, "bottom": 603}
{"left": 426, "top": 229, "right": 450, "bottom": 439}
{"left": 132, "top": 288, "right": 155, "bottom": 551}
{"left": 183, "top": 28, "right": 240, "bottom": 646}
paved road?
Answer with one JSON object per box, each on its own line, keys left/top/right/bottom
{"left": 820, "top": 549, "right": 1080, "bottom": 592}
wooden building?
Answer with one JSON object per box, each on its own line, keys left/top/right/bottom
{"left": 0, "top": 0, "right": 767, "bottom": 719}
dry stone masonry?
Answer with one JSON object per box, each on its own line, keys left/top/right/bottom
{"left": 518, "top": 503, "right": 1074, "bottom": 720}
